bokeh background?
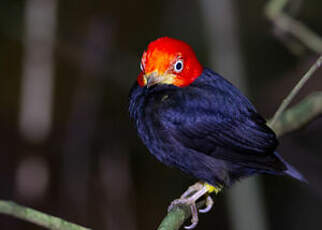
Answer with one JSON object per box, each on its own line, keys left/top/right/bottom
{"left": 0, "top": 0, "right": 322, "bottom": 229}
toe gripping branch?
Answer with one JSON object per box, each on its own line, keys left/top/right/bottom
{"left": 167, "top": 182, "right": 223, "bottom": 229}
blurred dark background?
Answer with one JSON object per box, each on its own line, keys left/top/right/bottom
{"left": 0, "top": 0, "right": 322, "bottom": 229}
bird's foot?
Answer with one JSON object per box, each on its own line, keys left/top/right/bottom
{"left": 168, "top": 182, "right": 222, "bottom": 229}
{"left": 179, "top": 182, "right": 204, "bottom": 199}
{"left": 169, "top": 197, "right": 199, "bottom": 229}
{"left": 198, "top": 195, "right": 214, "bottom": 213}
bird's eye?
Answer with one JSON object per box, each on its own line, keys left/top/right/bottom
{"left": 174, "top": 60, "right": 184, "bottom": 73}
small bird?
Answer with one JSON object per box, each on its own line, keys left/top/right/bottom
{"left": 129, "top": 37, "right": 305, "bottom": 229}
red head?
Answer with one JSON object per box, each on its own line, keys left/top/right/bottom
{"left": 137, "top": 37, "right": 203, "bottom": 88}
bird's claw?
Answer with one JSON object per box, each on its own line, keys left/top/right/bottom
{"left": 179, "top": 182, "right": 203, "bottom": 199}
{"left": 199, "top": 196, "right": 214, "bottom": 213}
{"left": 168, "top": 198, "right": 188, "bottom": 212}
{"left": 168, "top": 182, "right": 220, "bottom": 229}
{"left": 184, "top": 202, "right": 198, "bottom": 229}
{"left": 168, "top": 198, "right": 199, "bottom": 229}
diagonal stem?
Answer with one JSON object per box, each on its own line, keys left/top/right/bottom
{"left": 0, "top": 200, "right": 91, "bottom": 230}
{"left": 269, "top": 91, "right": 322, "bottom": 136}
{"left": 269, "top": 56, "right": 322, "bottom": 127}
{"left": 265, "top": 0, "right": 322, "bottom": 54}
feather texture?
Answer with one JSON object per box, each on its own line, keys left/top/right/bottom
{"left": 129, "top": 68, "right": 305, "bottom": 186}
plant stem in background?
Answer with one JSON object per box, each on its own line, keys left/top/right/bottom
{"left": 0, "top": 200, "right": 91, "bottom": 230}
{"left": 265, "top": 0, "right": 322, "bottom": 54}
{"left": 270, "top": 56, "right": 322, "bottom": 127}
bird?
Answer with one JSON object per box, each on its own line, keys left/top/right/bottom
{"left": 129, "top": 37, "right": 306, "bottom": 229}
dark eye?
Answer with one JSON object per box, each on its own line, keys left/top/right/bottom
{"left": 174, "top": 60, "right": 184, "bottom": 73}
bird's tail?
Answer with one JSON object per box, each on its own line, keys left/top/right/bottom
{"left": 274, "top": 152, "right": 308, "bottom": 183}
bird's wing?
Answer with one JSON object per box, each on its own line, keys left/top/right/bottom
{"left": 158, "top": 76, "right": 282, "bottom": 169}
{"left": 170, "top": 107, "right": 276, "bottom": 158}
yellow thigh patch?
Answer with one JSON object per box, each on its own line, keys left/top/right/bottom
{"left": 205, "top": 183, "right": 223, "bottom": 194}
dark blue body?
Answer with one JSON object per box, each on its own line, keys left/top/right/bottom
{"left": 129, "top": 68, "right": 305, "bottom": 186}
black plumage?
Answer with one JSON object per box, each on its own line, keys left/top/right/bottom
{"left": 129, "top": 68, "right": 305, "bottom": 187}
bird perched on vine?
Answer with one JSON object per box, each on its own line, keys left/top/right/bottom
{"left": 129, "top": 37, "right": 306, "bottom": 229}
